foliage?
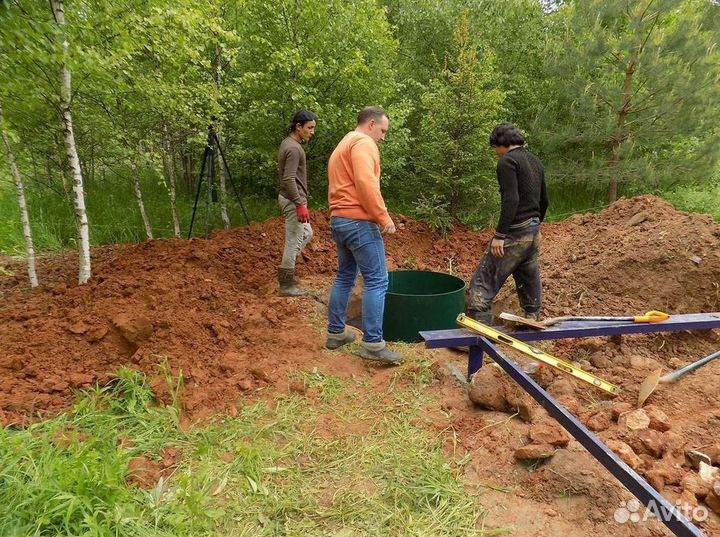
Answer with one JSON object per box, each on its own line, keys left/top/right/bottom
{"left": 537, "top": 0, "right": 720, "bottom": 201}
{"left": 410, "top": 13, "right": 504, "bottom": 228}
{"left": 1, "top": 0, "right": 720, "bottom": 258}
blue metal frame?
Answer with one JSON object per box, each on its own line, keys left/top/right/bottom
{"left": 420, "top": 313, "right": 720, "bottom": 377}
{"left": 480, "top": 338, "right": 705, "bottom": 537}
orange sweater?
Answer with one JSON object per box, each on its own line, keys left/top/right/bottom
{"left": 328, "top": 131, "right": 391, "bottom": 227}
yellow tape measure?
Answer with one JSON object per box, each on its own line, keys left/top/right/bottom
{"left": 457, "top": 314, "right": 620, "bottom": 396}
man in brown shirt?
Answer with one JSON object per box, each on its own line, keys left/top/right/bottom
{"left": 277, "top": 110, "right": 317, "bottom": 296}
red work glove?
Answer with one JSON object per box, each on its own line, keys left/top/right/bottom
{"left": 296, "top": 204, "right": 310, "bottom": 223}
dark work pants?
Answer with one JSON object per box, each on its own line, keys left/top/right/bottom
{"left": 468, "top": 221, "right": 542, "bottom": 319}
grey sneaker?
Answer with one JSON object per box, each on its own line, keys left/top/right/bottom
{"left": 358, "top": 341, "right": 404, "bottom": 365}
{"left": 325, "top": 330, "right": 356, "bottom": 350}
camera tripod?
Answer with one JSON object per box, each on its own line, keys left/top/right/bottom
{"left": 188, "top": 124, "right": 249, "bottom": 238}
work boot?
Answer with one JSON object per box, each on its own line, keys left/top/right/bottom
{"left": 325, "top": 329, "right": 356, "bottom": 350}
{"left": 278, "top": 267, "right": 309, "bottom": 297}
{"left": 524, "top": 311, "right": 541, "bottom": 321}
{"left": 469, "top": 309, "right": 494, "bottom": 325}
{"left": 357, "top": 341, "right": 404, "bottom": 365}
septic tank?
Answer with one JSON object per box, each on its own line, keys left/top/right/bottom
{"left": 382, "top": 270, "right": 466, "bottom": 343}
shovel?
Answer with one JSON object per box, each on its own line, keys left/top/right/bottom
{"left": 637, "top": 349, "right": 720, "bottom": 407}
{"left": 499, "top": 310, "right": 669, "bottom": 330}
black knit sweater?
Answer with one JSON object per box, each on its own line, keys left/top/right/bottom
{"left": 494, "top": 147, "right": 548, "bottom": 239}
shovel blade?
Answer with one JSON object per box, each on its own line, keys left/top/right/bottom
{"left": 637, "top": 368, "right": 663, "bottom": 408}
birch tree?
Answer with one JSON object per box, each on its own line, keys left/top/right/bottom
{"left": 50, "top": 0, "right": 91, "bottom": 284}
{"left": 130, "top": 153, "right": 153, "bottom": 240}
{"left": 161, "top": 124, "right": 181, "bottom": 238}
{"left": 213, "top": 42, "right": 231, "bottom": 230}
{"left": 0, "top": 101, "right": 38, "bottom": 288}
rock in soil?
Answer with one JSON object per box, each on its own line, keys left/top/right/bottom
{"left": 628, "top": 429, "right": 665, "bottom": 459}
{"left": 468, "top": 365, "right": 537, "bottom": 422}
{"left": 705, "top": 481, "right": 720, "bottom": 515}
{"left": 606, "top": 440, "right": 644, "bottom": 471}
{"left": 645, "top": 460, "right": 684, "bottom": 491}
{"left": 514, "top": 443, "right": 556, "bottom": 461}
{"left": 112, "top": 313, "right": 154, "bottom": 344}
{"left": 686, "top": 450, "right": 712, "bottom": 470}
{"left": 682, "top": 473, "right": 710, "bottom": 500}
{"left": 644, "top": 405, "right": 671, "bottom": 432}
{"left": 528, "top": 418, "right": 571, "bottom": 447}
{"left": 699, "top": 461, "right": 720, "bottom": 485}
{"left": 619, "top": 409, "right": 650, "bottom": 431}
{"left": 611, "top": 402, "right": 633, "bottom": 421}
{"left": 586, "top": 411, "right": 612, "bottom": 432}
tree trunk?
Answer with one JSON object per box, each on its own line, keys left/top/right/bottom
{"left": 0, "top": 102, "right": 39, "bottom": 288}
{"left": 130, "top": 156, "right": 153, "bottom": 240}
{"left": 215, "top": 131, "right": 231, "bottom": 229}
{"left": 213, "top": 43, "right": 231, "bottom": 229}
{"left": 608, "top": 52, "right": 635, "bottom": 205}
{"left": 51, "top": 0, "right": 91, "bottom": 284}
{"left": 183, "top": 153, "right": 194, "bottom": 191}
{"left": 162, "top": 123, "right": 181, "bottom": 237}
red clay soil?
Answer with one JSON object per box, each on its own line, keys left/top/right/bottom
{"left": 0, "top": 209, "right": 486, "bottom": 425}
{"left": 2, "top": 195, "right": 720, "bottom": 535}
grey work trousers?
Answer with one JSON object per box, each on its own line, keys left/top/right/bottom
{"left": 279, "top": 194, "right": 313, "bottom": 269}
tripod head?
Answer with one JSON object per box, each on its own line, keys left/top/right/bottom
{"left": 188, "top": 122, "right": 249, "bottom": 238}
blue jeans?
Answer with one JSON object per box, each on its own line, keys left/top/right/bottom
{"left": 327, "top": 217, "right": 388, "bottom": 343}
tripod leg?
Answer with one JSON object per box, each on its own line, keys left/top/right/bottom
{"left": 214, "top": 133, "right": 250, "bottom": 225}
{"left": 188, "top": 146, "right": 211, "bottom": 239}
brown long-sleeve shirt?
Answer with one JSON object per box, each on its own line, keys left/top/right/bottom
{"left": 278, "top": 137, "right": 308, "bottom": 206}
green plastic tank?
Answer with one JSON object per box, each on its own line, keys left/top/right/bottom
{"left": 383, "top": 270, "right": 466, "bottom": 343}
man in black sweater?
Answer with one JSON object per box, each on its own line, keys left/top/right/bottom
{"left": 468, "top": 123, "right": 549, "bottom": 324}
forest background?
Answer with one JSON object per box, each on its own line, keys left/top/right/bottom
{"left": 2, "top": 0, "right": 719, "bottom": 265}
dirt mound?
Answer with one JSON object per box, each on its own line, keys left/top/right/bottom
{"left": 0, "top": 210, "right": 483, "bottom": 425}
{"left": 1, "top": 195, "right": 720, "bottom": 427}
{"left": 529, "top": 196, "right": 720, "bottom": 316}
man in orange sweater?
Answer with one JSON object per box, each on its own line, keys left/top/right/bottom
{"left": 324, "top": 107, "right": 403, "bottom": 365}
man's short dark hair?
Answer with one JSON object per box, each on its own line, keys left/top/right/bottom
{"left": 489, "top": 123, "right": 525, "bottom": 147}
{"left": 288, "top": 109, "right": 318, "bottom": 132}
{"left": 357, "top": 106, "right": 388, "bottom": 126}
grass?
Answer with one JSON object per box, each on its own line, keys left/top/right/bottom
{"left": 0, "top": 366, "right": 489, "bottom": 537}
{"left": 0, "top": 171, "right": 279, "bottom": 256}
{"left": 657, "top": 181, "right": 720, "bottom": 220}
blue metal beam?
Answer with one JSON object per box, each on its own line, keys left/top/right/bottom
{"left": 421, "top": 312, "right": 720, "bottom": 349}
{"left": 479, "top": 338, "right": 706, "bottom": 537}
{"left": 420, "top": 312, "right": 720, "bottom": 377}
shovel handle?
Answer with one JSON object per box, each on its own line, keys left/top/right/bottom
{"left": 633, "top": 310, "right": 670, "bottom": 323}
{"left": 660, "top": 349, "right": 720, "bottom": 383}
{"left": 544, "top": 310, "right": 669, "bottom": 326}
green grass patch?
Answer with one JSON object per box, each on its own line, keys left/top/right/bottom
{"left": 0, "top": 173, "right": 279, "bottom": 256}
{"left": 657, "top": 182, "right": 720, "bottom": 220}
{"left": 0, "top": 367, "right": 487, "bottom": 537}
